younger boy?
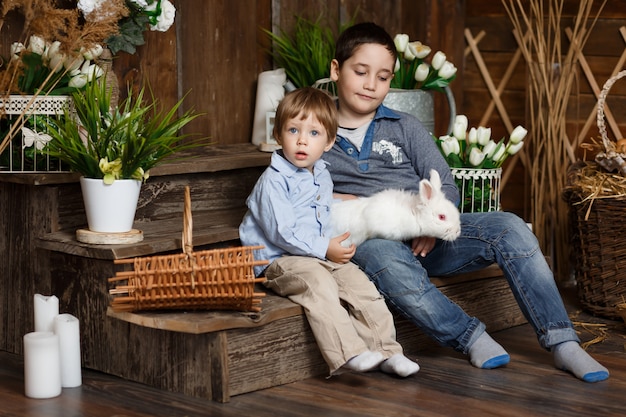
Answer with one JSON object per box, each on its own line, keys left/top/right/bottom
{"left": 239, "top": 87, "right": 419, "bottom": 377}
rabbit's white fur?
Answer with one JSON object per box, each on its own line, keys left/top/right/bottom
{"left": 331, "top": 170, "right": 461, "bottom": 247}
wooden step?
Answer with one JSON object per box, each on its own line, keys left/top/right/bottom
{"left": 103, "top": 264, "right": 526, "bottom": 402}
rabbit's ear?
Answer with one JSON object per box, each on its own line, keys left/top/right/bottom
{"left": 428, "top": 169, "right": 441, "bottom": 190}
{"left": 419, "top": 178, "right": 434, "bottom": 201}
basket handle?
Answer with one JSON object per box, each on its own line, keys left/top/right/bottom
{"left": 182, "top": 186, "right": 198, "bottom": 288}
{"left": 182, "top": 185, "right": 193, "bottom": 255}
{"left": 597, "top": 70, "right": 626, "bottom": 151}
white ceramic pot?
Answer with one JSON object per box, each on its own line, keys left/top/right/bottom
{"left": 79, "top": 177, "right": 141, "bottom": 233}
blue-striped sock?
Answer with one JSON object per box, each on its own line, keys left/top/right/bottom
{"left": 468, "top": 332, "right": 510, "bottom": 369}
{"left": 553, "top": 341, "right": 609, "bottom": 382}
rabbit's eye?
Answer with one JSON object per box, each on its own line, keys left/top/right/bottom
{"left": 439, "top": 214, "right": 446, "bottom": 221}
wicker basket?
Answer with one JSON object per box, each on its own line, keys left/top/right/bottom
{"left": 566, "top": 70, "right": 626, "bottom": 319}
{"left": 108, "top": 186, "right": 268, "bottom": 313}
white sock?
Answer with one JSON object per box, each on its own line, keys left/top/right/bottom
{"left": 343, "top": 351, "right": 384, "bottom": 372}
{"left": 553, "top": 341, "right": 609, "bottom": 382}
{"left": 468, "top": 331, "right": 510, "bottom": 369}
{"left": 380, "top": 353, "right": 420, "bottom": 377}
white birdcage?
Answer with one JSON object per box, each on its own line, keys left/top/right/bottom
{"left": 451, "top": 167, "right": 502, "bottom": 213}
{"left": 0, "top": 95, "right": 72, "bottom": 173}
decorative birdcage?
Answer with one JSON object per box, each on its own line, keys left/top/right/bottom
{"left": 451, "top": 167, "right": 502, "bottom": 213}
{"left": 0, "top": 95, "right": 71, "bottom": 173}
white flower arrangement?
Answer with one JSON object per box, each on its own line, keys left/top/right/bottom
{"left": 391, "top": 34, "right": 457, "bottom": 91}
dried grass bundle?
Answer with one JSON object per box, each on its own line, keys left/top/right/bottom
{"left": 502, "top": 0, "right": 606, "bottom": 280}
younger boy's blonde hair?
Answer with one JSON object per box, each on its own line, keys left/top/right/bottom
{"left": 273, "top": 87, "right": 337, "bottom": 145}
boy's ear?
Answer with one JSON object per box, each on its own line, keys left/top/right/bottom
{"left": 324, "top": 136, "right": 336, "bottom": 151}
{"left": 330, "top": 59, "right": 340, "bottom": 81}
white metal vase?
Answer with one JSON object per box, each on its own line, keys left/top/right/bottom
{"left": 79, "top": 177, "right": 141, "bottom": 233}
{"left": 382, "top": 87, "right": 457, "bottom": 134}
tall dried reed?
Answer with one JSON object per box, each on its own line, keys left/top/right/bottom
{"left": 502, "top": 0, "right": 606, "bottom": 280}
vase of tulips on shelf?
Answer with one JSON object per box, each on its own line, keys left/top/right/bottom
{"left": 434, "top": 115, "right": 527, "bottom": 213}
{"left": 384, "top": 34, "right": 458, "bottom": 134}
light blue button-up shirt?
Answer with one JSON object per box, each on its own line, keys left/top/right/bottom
{"left": 239, "top": 151, "right": 334, "bottom": 276}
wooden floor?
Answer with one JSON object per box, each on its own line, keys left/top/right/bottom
{"left": 1, "top": 285, "right": 625, "bottom": 417}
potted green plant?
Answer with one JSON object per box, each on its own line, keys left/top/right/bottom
{"left": 45, "top": 77, "right": 201, "bottom": 236}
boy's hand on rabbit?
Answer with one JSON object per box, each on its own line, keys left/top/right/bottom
{"left": 411, "top": 236, "right": 436, "bottom": 257}
{"left": 327, "top": 232, "right": 356, "bottom": 263}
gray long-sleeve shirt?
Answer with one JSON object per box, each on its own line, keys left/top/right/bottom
{"left": 322, "top": 104, "right": 460, "bottom": 206}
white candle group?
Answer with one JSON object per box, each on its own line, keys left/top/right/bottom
{"left": 25, "top": 294, "right": 82, "bottom": 399}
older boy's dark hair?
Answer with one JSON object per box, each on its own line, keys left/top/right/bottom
{"left": 273, "top": 87, "right": 338, "bottom": 145}
{"left": 334, "top": 22, "right": 396, "bottom": 67}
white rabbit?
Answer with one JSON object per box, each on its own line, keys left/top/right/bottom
{"left": 331, "top": 169, "right": 461, "bottom": 247}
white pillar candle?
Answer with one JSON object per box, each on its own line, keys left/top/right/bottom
{"left": 53, "top": 314, "right": 82, "bottom": 388}
{"left": 251, "top": 68, "right": 286, "bottom": 147}
{"left": 23, "top": 332, "right": 62, "bottom": 399}
{"left": 34, "top": 294, "right": 59, "bottom": 332}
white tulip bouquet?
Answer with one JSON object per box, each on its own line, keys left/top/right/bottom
{"left": 434, "top": 115, "right": 527, "bottom": 212}
{"left": 434, "top": 115, "right": 527, "bottom": 169}
{"left": 391, "top": 34, "right": 458, "bottom": 91}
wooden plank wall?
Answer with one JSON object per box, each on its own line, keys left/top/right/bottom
{"left": 0, "top": 0, "right": 459, "bottom": 144}
{"left": 3, "top": 1, "right": 626, "bottom": 218}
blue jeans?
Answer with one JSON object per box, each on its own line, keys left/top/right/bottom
{"left": 351, "top": 211, "right": 579, "bottom": 354}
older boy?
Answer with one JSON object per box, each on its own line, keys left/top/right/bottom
{"left": 322, "top": 22, "right": 608, "bottom": 383}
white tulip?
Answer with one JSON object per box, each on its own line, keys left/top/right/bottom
{"left": 69, "top": 73, "right": 88, "bottom": 89}
{"left": 483, "top": 140, "right": 497, "bottom": 157}
{"left": 414, "top": 63, "right": 429, "bottom": 82}
{"left": 10, "top": 42, "right": 24, "bottom": 61}
{"left": 403, "top": 45, "right": 416, "bottom": 61}
{"left": 86, "top": 64, "right": 104, "bottom": 81}
{"left": 507, "top": 141, "right": 524, "bottom": 155}
{"left": 28, "top": 35, "right": 46, "bottom": 55}
{"left": 49, "top": 52, "right": 66, "bottom": 73}
{"left": 64, "top": 54, "right": 84, "bottom": 72}
{"left": 492, "top": 143, "right": 506, "bottom": 161}
{"left": 438, "top": 61, "right": 457, "bottom": 79}
{"left": 408, "top": 41, "right": 431, "bottom": 59}
{"left": 394, "top": 58, "right": 400, "bottom": 73}
{"left": 509, "top": 125, "right": 528, "bottom": 144}
{"left": 476, "top": 127, "right": 491, "bottom": 146}
{"left": 45, "top": 41, "right": 61, "bottom": 63}
{"left": 441, "top": 135, "right": 461, "bottom": 156}
{"left": 469, "top": 147, "right": 486, "bottom": 166}
{"left": 82, "top": 44, "right": 104, "bottom": 60}
{"left": 468, "top": 127, "right": 477, "bottom": 144}
{"left": 453, "top": 115, "right": 468, "bottom": 140}
{"left": 394, "top": 34, "right": 409, "bottom": 53}
{"left": 431, "top": 51, "right": 446, "bottom": 70}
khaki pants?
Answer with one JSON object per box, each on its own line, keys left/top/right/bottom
{"left": 264, "top": 256, "right": 403, "bottom": 374}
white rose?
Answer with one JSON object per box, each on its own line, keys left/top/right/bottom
{"left": 148, "top": 0, "right": 176, "bottom": 32}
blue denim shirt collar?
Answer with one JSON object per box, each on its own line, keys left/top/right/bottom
{"left": 335, "top": 105, "right": 401, "bottom": 172}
